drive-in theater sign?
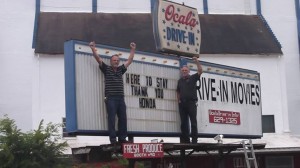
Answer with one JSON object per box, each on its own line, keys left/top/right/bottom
{"left": 65, "top": 0, "right": 262, "bottom": 139}
{"left": 64, "top": 40, "right": 262, "bottom": 139}
{"left": 153, "top": 0, "right": 201, "bottom": 57}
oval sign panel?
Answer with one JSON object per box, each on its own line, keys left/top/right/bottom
{"left": 153, "top": 0, "right": 201, "bottom": 57}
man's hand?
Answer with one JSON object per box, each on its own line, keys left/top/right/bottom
{"left": 89, "top": 41, "right": 96, "bottom": 51}
{"left": 130, "top": 42, "right": 136, "bottom": 50}
{"left": 192, "top": 56, "right": 198, "bottom": 62}
{"left": 89, "top": 41, "right": 102, "bottom": 65}
{"left": 193, "top": 56, "right": 203, "bottom": 75}
{"left": 124, "top": 42, "right": 136, "bottom": 68}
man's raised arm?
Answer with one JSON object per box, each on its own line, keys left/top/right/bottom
{"left": 124, "top": 42, "right": 136, "bottom": 68}
{"left": 193, "top": 56, "right": 203, "bottom": 75}
{"left": 89, "top": 41, "right": 103, "bottom": 66}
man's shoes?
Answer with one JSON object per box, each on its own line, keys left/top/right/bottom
{"left": 180, "top": 137, "right": 191, "bottom": 143}
{"left": 119, "top": 140, "right": 131, "bottom": 144}
{"left": 192, "top": 139, "right": 198, "bottom": 144}
{"left": 180, "top": 140, "right": 191, "bottom": 143}
{"left": 110, "top": 140, "right": 117, "bottom": 145}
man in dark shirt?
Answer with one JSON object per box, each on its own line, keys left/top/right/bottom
{"left": 177, "top": 56, "right": 203, "bottom": 144}
{"left": 89, "top": 41, "right": 136, "bottom": 144}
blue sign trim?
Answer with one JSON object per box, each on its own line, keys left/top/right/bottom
{"left": 64, "top": 40, "right": 78, "bottom": 132}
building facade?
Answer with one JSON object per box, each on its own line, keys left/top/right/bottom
{"left": 1, "top": 0, "right": 300, "bottom": 167}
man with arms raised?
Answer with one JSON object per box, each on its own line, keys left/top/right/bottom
{"left": 89, "top": 41, "right": 136, "bottom": 144}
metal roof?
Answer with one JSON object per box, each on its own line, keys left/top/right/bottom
{"left": 35, "top": 13, "right": 282, "bottom": 55}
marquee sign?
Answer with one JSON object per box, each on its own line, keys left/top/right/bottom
{"left": 153, "top": 0, "right": 201, "bottom": 57}
{"left": 64, "top": 40, "right": 262, "bottom": 139}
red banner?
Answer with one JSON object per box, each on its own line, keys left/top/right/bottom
{"left": 122, "top": 143, "right": 164, "bottom": 159}
{"left": 209, "top": 109, "right": 241, "bottom": 125}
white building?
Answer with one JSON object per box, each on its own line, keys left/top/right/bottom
{"left": 1, "top": 1, "right": 300, "bottom": 166}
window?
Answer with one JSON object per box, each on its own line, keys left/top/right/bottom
{"left": 265, "top": 156, "right": 293, "bottom": 168}
{"left": 262, "top": 115, "right": 275, "bottom": 133}
{"left": 234, "top": 157, "right": 262, "bottom": 168}
{"left": 233, "top": 157, "right": 247, "bottom": 168}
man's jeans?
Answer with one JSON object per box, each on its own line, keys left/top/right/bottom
{"left": 178, "top": 100, "right": 198, "bottom": 143}
{"left": 105, "top": 96, "right": 127, "bottom": 143}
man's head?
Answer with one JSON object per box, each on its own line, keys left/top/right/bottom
{"left": 180, "top": 65, "right": 190, "bottom": 78}
{"left": 110, "top": 54, "right": 120, "bottom": 68}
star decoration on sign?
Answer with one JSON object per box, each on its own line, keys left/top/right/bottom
{"left": 177, "top": 44, "right": 180, "bottom": 49}
{"left": 162, "top": 8, "right": 165, "bottom": 13}
{"left": 177, "top": 8, "right": 180, "bottom": 12}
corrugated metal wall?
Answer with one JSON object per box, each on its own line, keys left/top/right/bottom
{"left": 74, "top": 50, "right": 180, "bottom": 133}
{"left": 125, "top": 61, "right": 180, "bottom": 132}
{"left": 75, "top": 53, "right": 107, "bottom": 130}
